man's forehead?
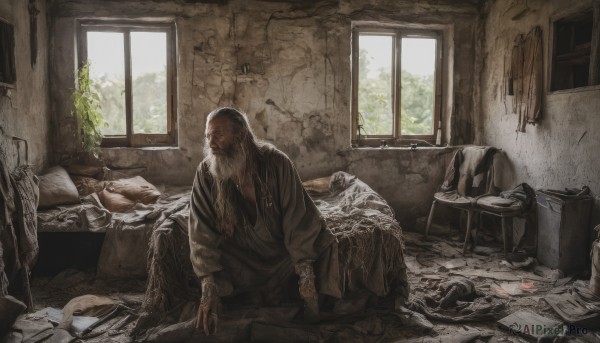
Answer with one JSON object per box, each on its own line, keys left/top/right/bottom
{"left": 207, "top": 116, "right": 233, "bottom": 131}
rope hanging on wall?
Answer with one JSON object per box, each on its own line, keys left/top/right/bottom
{"left": 510, "top": 26, "right": 543, "bottom": 133}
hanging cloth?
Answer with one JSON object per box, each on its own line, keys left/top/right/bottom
{"left": 511, "top": 26, "right": 543, "bottom": 132}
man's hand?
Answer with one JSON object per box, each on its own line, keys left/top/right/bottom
{"left": 295, "top": 262, "right": 319, "bottom": 321}
{"left": 195, "top": 275, "right": 219, "bottom": 335}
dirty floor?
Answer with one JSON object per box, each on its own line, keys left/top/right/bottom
{"left": 9, "top": 227, "right": 600, "bottom": 343}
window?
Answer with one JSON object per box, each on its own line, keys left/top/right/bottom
{"left": 78, "top": 21, "right": 177, "bottom": 147}
{"left": 0, "top": 18, "right": 16, "bottom": 87}
{"left": 550, "top": 6, "right": 600, "bottom": 91}
{"left": 351, "top": 27, "right": 442, "bottom": 145}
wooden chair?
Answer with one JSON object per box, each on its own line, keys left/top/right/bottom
{"left": 425, "top": 146, "right": 522, "bottom": 255}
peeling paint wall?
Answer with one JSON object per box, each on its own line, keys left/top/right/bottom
{"left": 481, "top": 0, "right": 600, "bottom": 230}
{"left": 48, "top": 0, "right": 482, "bottom": 227}
{"left": 344, "top": 148, "right": 454, "bottom": 227}
{"left": 0, "top": 0, "right": 50, "bottom": 173}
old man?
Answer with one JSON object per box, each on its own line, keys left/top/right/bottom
{"left": 188, "top": 107, "right": 341, "bottom": 334}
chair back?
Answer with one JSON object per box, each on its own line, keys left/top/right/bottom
{"left": 442, "top": 146, "right": 501, "bottom": 197}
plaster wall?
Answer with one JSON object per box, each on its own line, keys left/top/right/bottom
{"left": 481, "top": 0, "right": 600, "bottom": 230}
{"left": 0, "top": 0, "right": 50, "bottom": 173}
{"left": 48, "top": 0, "right": 482, "bottom": 228}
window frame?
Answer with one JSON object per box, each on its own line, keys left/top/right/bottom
{"left": 548, "top": 3, "right": 600, "bottom": 92}
{"left": 77, "top": 20, "right": 178, "bottom": 147}
{"left": 351, "top": 26, "right": 443, "bottom": 146}
{"left": 0, "top": 17, "right": 16, "bottom": 88}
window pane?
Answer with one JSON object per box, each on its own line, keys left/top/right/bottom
{"left": 358, "top": 35, "right": 393, "bottom": 136}
{"left": 401, "top": 37, "right": 436, "bottom": 135}
{"left": 87, "top": 32, "right": 126, "bottom": 136}
{"left": 131, "top": 32, "right": 168, "bottom": 134}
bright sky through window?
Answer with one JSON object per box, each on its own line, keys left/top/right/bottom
{"left": 87, "top": 32, "right": 166, "bottom": 79}
{"left": 359, "top": 35, "right": 436, "bottom": 77}
{"left": 86, "top": 31, "right": 169, "bottom": 136}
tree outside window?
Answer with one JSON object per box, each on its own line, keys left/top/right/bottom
{"left": 352, "top": 28, "right": 442, "bottom": 145}
{"left": 78, "top": 21, "right": 177, "bottom": 147}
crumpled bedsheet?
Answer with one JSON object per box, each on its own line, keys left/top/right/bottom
{"left": 311, "top": 171, "right": 408, "bottom": 298}
{"left": 37, "top": 194, "right": 111, "bottom": 233}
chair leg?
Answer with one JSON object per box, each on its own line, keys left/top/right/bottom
{"left": 425, "top": 200, "right": 437, "bottom": 239}
{"left": 502, "top": 216, "right": 514, "bottom": 257}
{"left": 470, "top": 212, "right": 480, "bottom": 252}
{"left": 462, "top": 209, "right": 473, "bottom": 255}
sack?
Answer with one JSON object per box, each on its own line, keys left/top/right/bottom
{"left": 104, "top": 176, "right": 161, "bottom": 204}
{"left": 98, "top": 189, "right": 136, "bottom": 213}
{"left": 71, "top": 176, "right": 104, "bottom": 196}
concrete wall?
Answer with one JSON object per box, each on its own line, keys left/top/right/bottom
{"left": 48, "top": 0, "right": 482, "bottom": 228}
{"left": 0, "top": 0, "right": 50, "bottom": 173}
{"left": 481, "top": 0, "right": 600, "bottom": 231}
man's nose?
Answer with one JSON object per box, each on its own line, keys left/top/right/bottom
{"left": 208, "top": 136, "right": 217, "bottom": 148}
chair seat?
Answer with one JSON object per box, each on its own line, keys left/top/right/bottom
{"left": 433, "top": 191, "right": 473, "bottom": 207}
{"left": 476, "top": 195, "right": 522, "bottom": 214}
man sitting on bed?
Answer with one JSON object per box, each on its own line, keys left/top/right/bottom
{"left": 188, "top": 107, "right": 342, "bottom": 334}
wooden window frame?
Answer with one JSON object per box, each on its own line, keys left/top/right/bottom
{"left": 77, "top": 20, "right": 178, "bottom": 147}
{"left": 351, "top": 26, "right": 443, "bottom": 146}
{"left": 548, "top": 3, "right": 600, "bottom": 92}
{"left": 0, "top": 16, "right": 16, "bottom": 88}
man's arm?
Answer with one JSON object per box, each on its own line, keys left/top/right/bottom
{"left": 275, "top": 153, "right": 329, "bottom": 265}
{"left": 189, "top": 165, "right": 223, "bottom": 278}
{"left": 188, "top": 165, "right": 223, "bottom": 334}
{"left": 273, "top": 152, "right": 332, "bottom": 317}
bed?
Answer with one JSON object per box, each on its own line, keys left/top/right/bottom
{"left": 36, "top": 169, "right": 409, "bottom": 333}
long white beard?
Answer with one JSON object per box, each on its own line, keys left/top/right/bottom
{"left": 203, "top": 143, "right": 246, "bottom": 181}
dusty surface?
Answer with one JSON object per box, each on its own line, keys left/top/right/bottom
{"left": 19, "top": 227, "right": 599, "bottom": 342}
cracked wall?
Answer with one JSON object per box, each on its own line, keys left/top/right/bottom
{"left": 481, "top": 0, "right": 600, "bottom": 233}
{"left": 48, "top": 0, "right": 481, "bottom": 227}
{"left": 0, "top": 0, "right": 50, "bottom": 173}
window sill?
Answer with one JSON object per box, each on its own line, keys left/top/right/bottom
{"left": 350, "top": 146, "right": 452, "bottom": 151}
{"left": 101, "top": 146, "right": 179, "bottom": 152}
{"left": 548, "top": 84, "right": 600, "bottom": 95}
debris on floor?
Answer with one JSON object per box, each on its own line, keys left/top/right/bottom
{"left": 2, "top": 229, "right": 599, "bottom": 342}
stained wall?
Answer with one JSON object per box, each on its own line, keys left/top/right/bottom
{"left": 48, "top": 0, "right": 483, "bottom": 228}
{"left": 0, "top": 0, "right": 50, "bottom": 173}
{"left": 481, "top": 0, "right": 600, "bottom": 232}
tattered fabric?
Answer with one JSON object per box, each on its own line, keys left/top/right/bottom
{"left": 188, "top": 145, "right": 341, "bottom": 299}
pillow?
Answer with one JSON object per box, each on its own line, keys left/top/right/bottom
{"left": 104, "top": 176, "right": 161, "bottom": 204}
{"left": 303, "top": 175, "right": 332, "bottom": 195}
{"left": 97, "top": 189, "right": 136, "bottom": 213}
{"left": 71, "top": 175, "right": 105, "bottom": 196}
{"left": 38, "top": 166, "right": 80, "bottom": 208}
{"left": 65, "top": 164, "right": 103, "bottom": 178}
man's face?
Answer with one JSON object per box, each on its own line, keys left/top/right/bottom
{"left": 204, "top": 115, "right": 248, "bottom": 180}
{"left": 206, "top": 116, "right": 238, "bottom": 158}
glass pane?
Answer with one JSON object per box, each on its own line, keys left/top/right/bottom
{"left": 358, "top": 35, "right": 393, "bottom": 136}
{"left": 87, "top": 32, "right": 126, "bottom": 136}
{"left": 401, "top": 37, "right": 436, "bottom": 135}
{"left": 131, "top": 32, "right": 168, "bottom": 134}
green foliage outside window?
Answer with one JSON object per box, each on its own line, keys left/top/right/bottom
{"left": 92, "top": 69, "right": 167, "bottom": 135}
{"left": 72, "top": 62, "right": 107, "bottom": 157}
{"left": 358, "top": 49, "right": 434, "bottom": 137}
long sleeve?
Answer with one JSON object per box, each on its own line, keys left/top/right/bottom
{"left": 188, "top": 164, "right": 223, "bottom": 278}
{"left": 275, "top": 153, "right": 332, "bottom": 265}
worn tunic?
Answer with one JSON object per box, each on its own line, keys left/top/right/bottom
{"left": 189, "top": 145, "right": 341, "bottom": 299}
